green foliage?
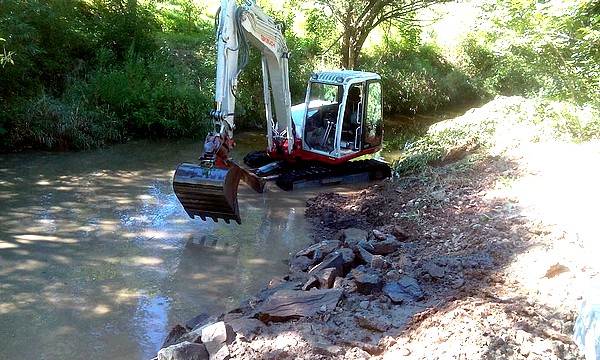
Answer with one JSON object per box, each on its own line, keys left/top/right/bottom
{"left": 361, "top": 40, "right": 480, "bottom": 114}
{"left": 304, "top": 0, "right": 447, "bottom": 69}
{"left": 459, "top": 35, "right": 541, "bottom": 97}
{"left": 393, "top": 132, "right": 448, "bottom": 175}
{"left": 458, "top": 0, "right": 600, "bottom": 104}
{"left": 0, "top": 0, "right": 212, "bottom": 150}
{"left": 88, "top": 0, "right": 159, "bottom": 59}
{"left": 4, "top": 94, "right": 122, "bottom": 150}
{"left": 154, "top": 0, "right": 206, "bottom": 33}
{"left": 0, "top": 0, "right": 158, "bottom": 100}
{"left": 302, "top": 7, "right": 341, "bottom": 66}
{"left": 394, "top": 96, "right": 600, "bottom": 175}
{"left": 1, "top": 0, "right": 598, "bottom": 152}
{"left": 86, "top": 47, "right": 212, "bottom": 138}
{"left": 0, "top": 0, "right": 87, "bottom": 97}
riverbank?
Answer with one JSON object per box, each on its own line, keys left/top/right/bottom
{"left": 154, "top": 97, "right": 598, "bottom": 359}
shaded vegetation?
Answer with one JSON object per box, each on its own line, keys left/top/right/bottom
{"left": 0, "top": 0, "right": 598, "bottom": 151}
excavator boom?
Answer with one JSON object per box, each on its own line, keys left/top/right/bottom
{"left": 172, "top": 0, "right": 292, "bottom": 224}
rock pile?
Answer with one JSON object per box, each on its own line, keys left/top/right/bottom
{"left": 154, "top": 226, "right": 428, "bottom": 359}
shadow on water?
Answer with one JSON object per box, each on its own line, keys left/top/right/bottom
{"left": 0, "top": 135, "right": 315, "bottom": 360}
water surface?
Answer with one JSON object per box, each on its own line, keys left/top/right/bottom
{"left": 0, "top": 135, "right": 313, "bottom": 360}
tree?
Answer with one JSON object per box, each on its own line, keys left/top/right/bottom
{"left": 311, "top": 0, "right": 449, "bottom": 69}
{"left": 468, "top": 0, "right": 600, "bottom": 102}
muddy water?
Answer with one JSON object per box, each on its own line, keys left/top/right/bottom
{"left": 0, "top": 134, "right": 315, "bottom": 360}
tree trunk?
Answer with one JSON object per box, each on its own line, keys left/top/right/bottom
{"left": 342, "top": 32, "right": 351, "bottom": 69}
{"left": 342, "top": 35, "right": 363, "bottom": 70}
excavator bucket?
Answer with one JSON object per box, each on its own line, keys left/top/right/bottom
{"left": 173, "top": 163, "right": 244, "bottom": 224}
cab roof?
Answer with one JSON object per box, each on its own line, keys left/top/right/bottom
{"left": 311, "top": 70, "right": 380, "bottom": 85}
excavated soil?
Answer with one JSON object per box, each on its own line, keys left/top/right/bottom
{"left": 158, "top": 140, "right": 599, "bottom": 359}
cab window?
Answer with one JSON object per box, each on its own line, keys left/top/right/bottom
{"left": 363, "top": 81, "right": 382, "bottom": 149}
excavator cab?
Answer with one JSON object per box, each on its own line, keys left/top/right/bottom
{"left": 301, "top": 71, "right": 383, "bottom": 162}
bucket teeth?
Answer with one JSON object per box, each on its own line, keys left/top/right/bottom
{"left": 173, "top": 163, "right": 243, "bottom": 224}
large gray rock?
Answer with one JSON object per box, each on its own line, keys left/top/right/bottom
{"left": 186, "top": 313, "right": 212, "bottom": 330}
{"left": 162, "top": 324, "right": 189, "bottom": 349}
{"left": 354, "top": 245, "right": 373, "bottom": 265}
{"left": 258, "top": 289, "right": 342, "bottom": 322}
{"left": 201, "top": 321, "right": 235, "bottom": 360}
{"left": 367, "top": 238, "right": 401, "bottom": 255}
{"left": 226, "top": 318, "right": 266, "bottom": 341}
{"left": 424, "top": 262, "right": 445, "bottom": 279}
{"left": 351, "top": 268, "right": 383, "bottom": 295}
{"left": 158, "top": 341, "right": 209, "bottom": 360}
{"left": 371, "top": 229, "right": 388, "bottom": 240}
{"left": 308, "top": 252, "right": 344, "bottom": 276}
{"left": 315, "top": 267, "right": 340, "bottom": 289}
{"left": 296, "top": 240, "right": 341, "bottom": 262}
{"left": 355, "top": 314, "right": 392, "bottom": 332}
{"left": 370, "top": 255, "right": 387, "bottom": 270}
{"left": 343, "top": 228, "right": 368, "bottom": 246}
{"left": 289, "top": 255, "right": 313, "bottom": 273}
{"left": 336, "top": 247, "right": 356, "bottom": 273}
{"left": 308, "top": 247, "right": 356, "bottom": 279}
{"left": 383, "top": 275, "right": 424, "bottom": 303}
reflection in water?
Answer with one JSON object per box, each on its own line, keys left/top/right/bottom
{"left": 134, "top": 294, "right": 170, "bottom": 360}
{"left": 0, "top": 136, "right": 314, "bottom": 360}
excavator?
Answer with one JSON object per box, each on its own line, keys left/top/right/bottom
{"left": 173, "top": 0, "right": 391, "bottom": 224}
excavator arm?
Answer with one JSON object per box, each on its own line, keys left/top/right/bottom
{"left": 173, "top": 0, "right": 294, "bottom": 224}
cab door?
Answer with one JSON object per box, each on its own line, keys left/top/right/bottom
{"left": 362, "top": 81, "right": 383, "bottom": 150}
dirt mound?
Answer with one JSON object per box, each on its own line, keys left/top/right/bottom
{"left": 156, "top": 139, "right": 598, "bottom": 359}
{"left": 305, "top": 191, "right": 390, "bottom": 230}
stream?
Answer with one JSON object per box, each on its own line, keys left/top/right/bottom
{"left": 0, "top": 133, "right": 318, "bottom": 360}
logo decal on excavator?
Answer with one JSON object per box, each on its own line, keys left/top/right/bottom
{"left": 261, "top": 34, "right": 275, "bottom": 47}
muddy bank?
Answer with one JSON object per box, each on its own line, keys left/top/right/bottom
{"left": 153, "top": 136, "right": 599, "bottom": 359}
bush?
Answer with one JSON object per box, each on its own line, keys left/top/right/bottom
{"left": 86, "top": 48, "right": 212, "bottom": 139}
{"left": 5, "top": 94, "right": 122, "bottom": 150}
{"left": 155, "top": 0, "right": 206, "bottom": 33}
{"left": 0, "top": 0, "right": 158, "bottom": 101}
{"left": 361, "top": 41, "right": 481, "bottom": 115}
{"left": 457, "top": 0, "right": 600, "bottom": 104}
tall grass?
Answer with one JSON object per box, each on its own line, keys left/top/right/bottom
{"left": 7, "top": 95, "right": 122, "bottom": 150}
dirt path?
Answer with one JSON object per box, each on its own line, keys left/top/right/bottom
{"left": 373, "top": 140, "right": 599, "bottom": 359}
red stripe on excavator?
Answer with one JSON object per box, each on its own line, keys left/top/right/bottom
{"left": 267, "top": 146, "right": 381, "bottom": 165}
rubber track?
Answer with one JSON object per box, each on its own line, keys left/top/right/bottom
{"left": 275, "top": 159, "right": 391, "bottom": 191}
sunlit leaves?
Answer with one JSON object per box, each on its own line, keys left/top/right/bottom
{"left": 469, "top": 0, "right": 599, "bottom": 103}
{"left": 0, "top": 38, "right": 14, "bottom": 67}
{"left": 306, "top": 0, "right": 449, "bottom": 69}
